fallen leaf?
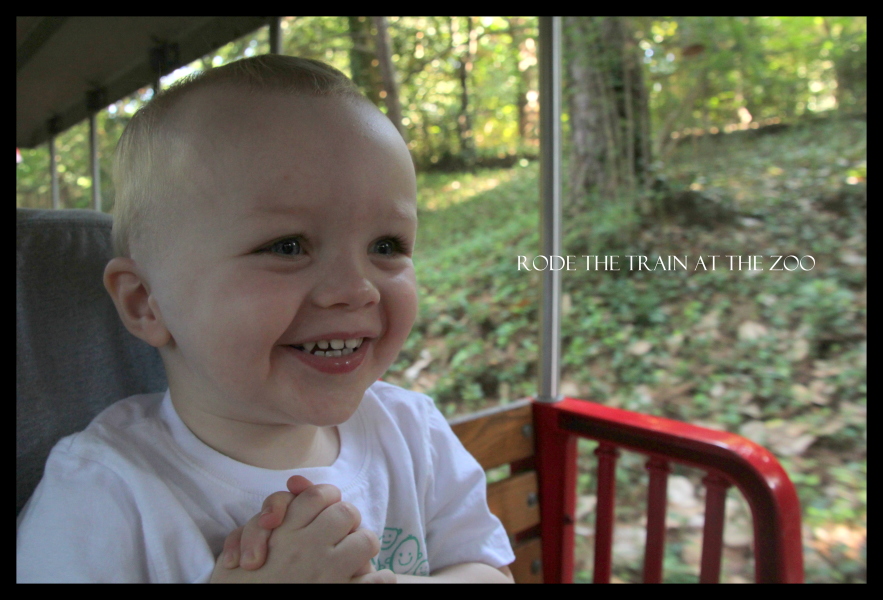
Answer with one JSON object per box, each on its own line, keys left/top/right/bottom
{"left": 682, "top": 535, "right": 703, "bottom": 564}
{"left": 668, "top": 475, "right": 700, "bottom": 510}
{"left": 808, "top": 379, "right": 833, "bottom": 405}
{"left": 575, "top": 524, "right": 593, "bottom": 537}
{"left": 739, "top": 421, "right": 767, "bottom": 445}
{"left": 810, "top": 525, "right": 866, "bottom": 561}
{"left": 813, "top": 360, "right": 844, "bottom": 378}
{"left": 758, "top": 294, "right": 778, "bottom": 307}
{"left": 698, "top": 310, "right": 720, "bottom": 332}
{"left": 629, "top": 340, "right": 653, "bottom": 356}
{"left": 404, "top": 349, "right": 434, "bottom": 381}
{"left": 738, "top": 321, "right": 768, "bottom": 341}
{"left": 840, "top": 252, "right": 866, "bottom": 266}
{"left": 789, "top": 337, "right": 810, "bottom": 362}
{"left": 576, "top": 495, "right": 596, "bottom": 521}
{"left": 613, "top": 526, "right": 644, "bottom": 562}
{"left": 791, "top": 384, "right": 814, "bottom": 405}
{"left": 560, "top": 380, "right": 580, "bottom": 397}
{"left": 773, "top": 434, "right": 816, "bottom": 457}
{"left": 817, "top": 417, "right": 846, "bottom": 437}
{"left": 763, "top": 421, "right": 817, "bottom": 457}
{"left": 739, "top": 403, "right": 763, "bottom": 419}
{"left": 724, "top": 518, "right": 753, "bottom": 548}
{"left": 634, "top": 385, "right": 654, "bottom": 406}
{"left": 666, "top": 332, "right": 684, "bottom": 352}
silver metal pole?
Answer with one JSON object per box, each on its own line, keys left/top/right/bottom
{"left": 90, "top": 111, "right": 101, "bottom": 212}
{"left": 153, "top": 48, "right": 162, "bottom": 95}
{"left": 49, "top": 133, "right": 60, "bottom": 210}
{"left": 269, "top": 17, "right": 282, "bottom": 54}
{"left": 537, "top": 16, "right": 563, "bottom": 403}
{"left": 151, "top": 44, "right": 167, "bottom": 95}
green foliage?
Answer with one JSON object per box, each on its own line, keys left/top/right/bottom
{"left": 630, "top": 16, "right": 867, "bottom": 166}
{"left": 386, "top": 118, "right": 865, "bottom": 583}
{"left": 17, "top": 17, "right": 866, "bottom": 208}
{"left": 391, "top": 162, "right": 541, "bottom": 409}
{"left": 15, "top": 16, "right": 866, "bottom": 583}
{"left": 16, "top": 25, "right": 270, "bottom": 211}
{"left": 790, "top": 279, "right": 858, "bottom": 340}
{"left": 17, "top": 112, "right": 124, "bottom": 211}
{"left": 388, "top": 17, "right": 539, "bottom": 169}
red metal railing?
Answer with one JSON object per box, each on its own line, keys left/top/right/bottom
{"left": 533, "top": 397, "right": 804, "bottom": 583}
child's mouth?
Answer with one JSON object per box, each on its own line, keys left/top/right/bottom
{"left": 290, "top": 337, "right": 365, "bottom": 357}
{"left": 285, "top": 337, "right": 370, "bottom": 375}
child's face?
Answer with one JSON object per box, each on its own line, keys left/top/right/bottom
{"left": 146, "top": 89, "right": 418, "bottom": 428}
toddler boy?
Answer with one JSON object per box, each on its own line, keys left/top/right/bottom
{"left": 16, "top": 55, "right": 514, "bottom": 583}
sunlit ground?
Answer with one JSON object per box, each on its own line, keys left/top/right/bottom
{"left": 416, "top": 162, "right": 529, "bottom": 211}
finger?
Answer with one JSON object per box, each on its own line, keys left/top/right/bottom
{"left": 256, "top": 490, "right": 295, "bottom": 530}
{"left": 286, "top": 475, "right": 315, "bottom": 496}
{"left": 352, "top": 556, "right": 376, "bottom": 578}
{"left": 330, "top": 528, "right": 382, "bottom": 576}
{"left": 307, "top": 501, "right": 363, "bottom": 546}
{"left": 238, "top": 514, "right": 270, "bottom": 570}
{"left": 351, "top": 569, "right": 397, "bottom": 584}
{"left": 240, "top": 492, "right": 294, "bottom": 571}
{"left": 276, "top": 483, "right": 342, "bottom": 532}
{"left": 220, "top": 525, "right": 244, "bottom": 569}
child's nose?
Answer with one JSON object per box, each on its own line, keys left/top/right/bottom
{"left": 310, "top": 258, "right": 380, "bottom": 309}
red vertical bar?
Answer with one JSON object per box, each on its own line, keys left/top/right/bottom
{"left": 699, "top": 474, "right": 731, "bottom": 583}
{"left": 643, "top": 458, "right": 670, "bottom": 583}
{"left": 533, "top": 401, "right": 578, "bottom": 583}
{"left": 593, "top": 443, "right": 619, "bottom": 583}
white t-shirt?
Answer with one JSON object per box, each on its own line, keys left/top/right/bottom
{"left": 16, "top": 381, "right": 514, "bottom": 583}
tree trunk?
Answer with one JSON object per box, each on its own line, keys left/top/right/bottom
{"left": 446, "top": 17, "right": 477, "bottom": 170}
{"left": 456, "top": 17, "right": 477, "bottom": 170}
{"left": 347, "top": 16, "right": 381, "bottom": 106}
{"left": 565, "top": 17, "right": 651, "bottom": 212}
{"left": 508, "top": 17, "right": 533, "bottom": 145}
{"left": 823, "top": 17, "right": 867, "bottom": 112}
{"left": 371, "top": 16, "right": 407, "bottom": 142}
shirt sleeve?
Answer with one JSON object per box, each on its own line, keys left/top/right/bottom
{"left": 16, "top": 445, "right": 151, "bottom": 583}
{"left": 422, "top": 403, "right": 516, "bottom": 571}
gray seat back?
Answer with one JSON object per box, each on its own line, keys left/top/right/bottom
{"left": 16, "top": 208, "right": 167, "bottom": 516}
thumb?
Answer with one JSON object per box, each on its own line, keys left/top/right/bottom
{"left": 352, "top": 557, "right": 376, "bottom": 578}
{"left": 352, "top": 569, "right": 397, "bottom": 584}
{"left": 286, "top": 475, "right": 315, "bottom": 495}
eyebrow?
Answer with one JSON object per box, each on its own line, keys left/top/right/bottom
{"left": 381, "top": 202, "right": 418, "bottom": 222}
{"left": 250, "top": 198, "right": 417, "bottom": 222}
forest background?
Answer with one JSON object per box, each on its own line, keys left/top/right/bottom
{"left": 16, "top": 16, "right": 866, "bottom": 583}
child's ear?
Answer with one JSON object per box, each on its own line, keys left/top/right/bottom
{"left": 103, "top": 257, "right": 171, "bottom": 348}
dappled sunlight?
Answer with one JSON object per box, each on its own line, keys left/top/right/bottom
{"left": 664, "top": 117, "right": 866, "bottom": 212}
{"left": 417, "top": 167, "right": 523, "bottom": 211}
{"left": 398, "top": 118, "right": 865, "bottom": 582}
{"left": 16, "top": 15, "right": 865, "bottom": 582}
{"left": 810, "top": 524, "right": 866, "bottom": 561}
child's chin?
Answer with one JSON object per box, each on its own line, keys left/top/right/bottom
{"left": 303, "top": 396, "right": 363, "bottom": 426}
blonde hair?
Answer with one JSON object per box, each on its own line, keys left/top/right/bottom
{"left": 111, "top": 55, "right": 363, "bottom": 258}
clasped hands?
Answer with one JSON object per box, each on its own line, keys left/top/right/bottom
{"left": 209, "top": 475, "right": 395, "bottom": 583}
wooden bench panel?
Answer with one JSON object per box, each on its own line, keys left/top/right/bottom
{"left": 510, "top": 537, "right": 543, "bottom": 584}
{"left": 449, "top": 400, "right": 540, "bottom": 583}
{"left": 486, "top": 470, "right": 540, "bottom": 535}
{"left": 449, "top": 399, "right": 534, "bottom": 471}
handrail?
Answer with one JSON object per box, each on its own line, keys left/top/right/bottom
{"left": 533, "top": 397, "right": 804, "bottom": 583}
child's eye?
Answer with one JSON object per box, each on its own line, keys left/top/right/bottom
{"left": 372, "top": 236, "right": 409, "bottom": 257}
{"left": 264, "top": 237, "right": 304, "bottom": 257}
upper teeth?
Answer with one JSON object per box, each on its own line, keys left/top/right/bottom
{"left": 299, "top": 338, "right": 363, "bottom": 356}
